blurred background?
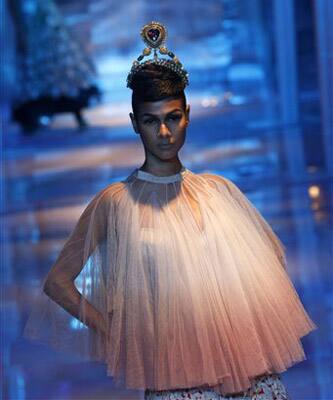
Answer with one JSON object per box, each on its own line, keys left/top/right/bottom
{"left": 1, "top": 0, "right": 332, "bottom": 399}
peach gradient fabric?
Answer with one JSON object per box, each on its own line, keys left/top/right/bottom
{"left": 22, "top": 167, "right": 317, "bottom": 396}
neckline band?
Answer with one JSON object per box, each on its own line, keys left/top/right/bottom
{"left": 136, "top": 166, "right": 187, "bottom": 183}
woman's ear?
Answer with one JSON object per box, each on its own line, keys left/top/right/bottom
{"left": 129, "top": 112, "right": 139, "bottom": 134}
{"left": 185, "top": 104, "right": 190, "bottom": 125}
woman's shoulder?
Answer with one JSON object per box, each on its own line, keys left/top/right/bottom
{"left": 195, "top": 170, "right": 237, "bottom": 193}
{"left": 89, "top": 180, "right": 127, "bottom": 209}
{"left": 197, "top": 171, "right": 227, "bottom": 183}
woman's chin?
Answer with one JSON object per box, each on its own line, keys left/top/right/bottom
{"left": 157, "top": 151, "right": 179, "bottom": 160}
{"left": 155, "top": 143, "right": 184, "bottom": 158}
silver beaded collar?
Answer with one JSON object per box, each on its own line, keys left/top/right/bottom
{"left": 135, "top": 166, "right": 187, "bottom": 183}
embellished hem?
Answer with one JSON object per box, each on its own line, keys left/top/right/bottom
{"left": 144, "top": 373, "right": 290, "bottom": 400}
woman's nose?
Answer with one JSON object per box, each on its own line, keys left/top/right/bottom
{"left": 158, "top": 122, "right": 171, "bottom": 137}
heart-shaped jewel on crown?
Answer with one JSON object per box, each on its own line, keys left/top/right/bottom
{"left": 127, "top": 21, "right": 189, "bottom": 89}
{"left": 141, "top": 22, "right": 166, "bottom": 48}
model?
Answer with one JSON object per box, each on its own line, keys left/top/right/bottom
{"left": 23, "top": 22, "right": 317, "bottom": 400}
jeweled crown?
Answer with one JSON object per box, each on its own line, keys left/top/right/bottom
{"left": 126, "top": 21, "right": 189, "bottom": 89}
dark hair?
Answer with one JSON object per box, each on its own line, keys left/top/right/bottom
{"left": 130, "top": 64, "right": 186, "bottom": 116}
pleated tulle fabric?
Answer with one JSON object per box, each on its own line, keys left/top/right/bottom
{"left": 22, "top": 167, "right": 318, "bottom": 396}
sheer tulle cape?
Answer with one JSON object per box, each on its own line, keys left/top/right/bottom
{"left": 22, "top": 169, "right": 317, "bottom": 396}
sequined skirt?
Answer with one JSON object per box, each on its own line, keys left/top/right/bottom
{"left": 144, "top": 373, "right": 290, "bottom": 400}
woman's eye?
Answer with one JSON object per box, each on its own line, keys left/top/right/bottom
{"left": 168, "top": 115, "right": 181, "bottom": 121}
{"left": 143, "top": 118, "right": 155, "bottom": 124}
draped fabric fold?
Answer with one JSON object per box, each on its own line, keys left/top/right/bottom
{"left": 22, "top": 168, "right": 317, "bottom": 396}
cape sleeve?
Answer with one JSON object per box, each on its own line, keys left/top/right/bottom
{"left": 203, "top": 173, "right": 287, "bottom": 269}
{"left": 21, "top": 184, "right": 116, "bottom": 363}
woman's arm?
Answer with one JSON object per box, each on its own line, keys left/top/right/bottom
{"left": 43, "top": 279, "right": 107, "bottom": 335}
{"left": 42, "top": 188, "right": 110, "bottom": 334}
{"left": 204, "top": 173, "right": 287, "bottom": 269}
{"left": 222, "top": 177, "right": 287, "bottom": 267}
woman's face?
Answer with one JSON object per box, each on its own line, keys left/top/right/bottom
{"left": 130, "top": 97, "right": 190, "bottom": 161}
